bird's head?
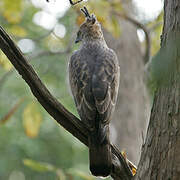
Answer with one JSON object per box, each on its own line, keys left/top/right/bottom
{"left": 75, "top": 7, "right": 103, "bottom": 43}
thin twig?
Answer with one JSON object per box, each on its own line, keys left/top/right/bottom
{"left": 114, "top": 12, "right": 151, "bottom": 64}
{"left": 0, "top": 25, "right": 133, "bottom": 180}
{"left": 0, "top": 97, "right": 25, "bottom": 125}
{"left": 81, "top": 6, "right": 91, "bottom": 18}
{"left": 46, "top": 0, "right": 83, "bottom": 5}
{"left": 69, "top": 0, "right": 83, "bottom": 5}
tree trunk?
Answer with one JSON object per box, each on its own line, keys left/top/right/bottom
{"left": 134, "top": 0, "right": 180, "bottom": 179}
{"left": 104, "top": 3, "right": 150, "bottom": 165}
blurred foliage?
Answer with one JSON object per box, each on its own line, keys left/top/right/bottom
{"left": 23, "top": 101, "right": 42, "bottom": 138}
{"left": 0, "top": 0, "right": 163, "bottom": 179}
{"left": 150, "top": 35, "right": 180, "bottom": 90}
{"left": 0, "top": 98, "right": 24, "bottom": 125}
{"left": 74, "top": 0, "right": 122, "bottom": 37}
{"left": 0, "top": 51, "right": 13, "bottom": 70}
{"left": 1, "top": 0, "right": 23, "bottom": 24}
{"left": 147, "top": 12, "right": 163, "bottom": 56}
{"left": 145, "top": 12, "right": 163, "bottom": 98}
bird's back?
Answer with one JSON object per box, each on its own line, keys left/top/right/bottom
{"left": 69, "top": 43, "right": 119, "bottom": 130}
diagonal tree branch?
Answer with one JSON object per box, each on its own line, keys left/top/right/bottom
{"left": 0, "top": 25, "right": 134, "bottom": 180}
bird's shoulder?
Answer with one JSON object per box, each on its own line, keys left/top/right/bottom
{"left": 94, "top": 47, "right": 119, "bottom": 75}
{"left": 100, "top": 47, "right": 118, "bottom": 64}
{"left": 69, "top": 50, "right": 81, "bottom": 64}
{"left": 69, "top": 49, "right": 89, "bottom": 90}
{"left": 69, "top": 50, "right": 85, "bottom": 74}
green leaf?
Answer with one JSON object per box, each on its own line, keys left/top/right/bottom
{"left": 23, "top": 159, "right": 55, "bottom": 172}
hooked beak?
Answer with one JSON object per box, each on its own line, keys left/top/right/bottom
{"left": 75, "top": 36, "right": 81, "bottom": 44}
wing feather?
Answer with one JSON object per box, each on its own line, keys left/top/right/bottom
{"left": 92, "top": 49, "right": 120, "bottom": 124}
{"left": 69, "top": 51, "right": 96, "bottom": 129}
{"left": 69, "top": 48, "right": 120, "bottom": 129}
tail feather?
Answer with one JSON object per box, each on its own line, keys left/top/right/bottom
{"left": 89, "top": 125, "right": 112, "bottom": 177}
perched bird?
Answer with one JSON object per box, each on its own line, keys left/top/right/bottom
{"left": 69, "top": 7, "right": 120, "bottom": 177}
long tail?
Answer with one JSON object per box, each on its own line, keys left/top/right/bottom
{"left": 88, "top": 125, "right": 112, "bottom": 177}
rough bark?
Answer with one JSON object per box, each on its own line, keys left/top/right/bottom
{"left": 134, "top": 0, "right": 180, "bottom": 179}
{"left": 105, "top": 2, "right": 150, "bottom": 165}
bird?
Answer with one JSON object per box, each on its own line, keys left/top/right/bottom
{"left": 69, "top": 7, "right": 120, "bottom": 177}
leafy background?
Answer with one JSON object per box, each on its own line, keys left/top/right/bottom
{"left": 0, "top": 0, "right": 163, "bottom": 179}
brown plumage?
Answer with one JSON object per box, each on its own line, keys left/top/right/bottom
{"left": 69, "top": 7, "right": 120, "bottom": 177}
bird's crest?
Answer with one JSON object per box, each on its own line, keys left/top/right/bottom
{"left": 75, "top": 7, "right": 102, "bottom": 43}
{"left": 80, "top": 6, "right": 96, "bottom": 24}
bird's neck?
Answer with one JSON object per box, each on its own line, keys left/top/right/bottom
{"left": 82, "top": 37, "right": 108, "bottom": 49}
